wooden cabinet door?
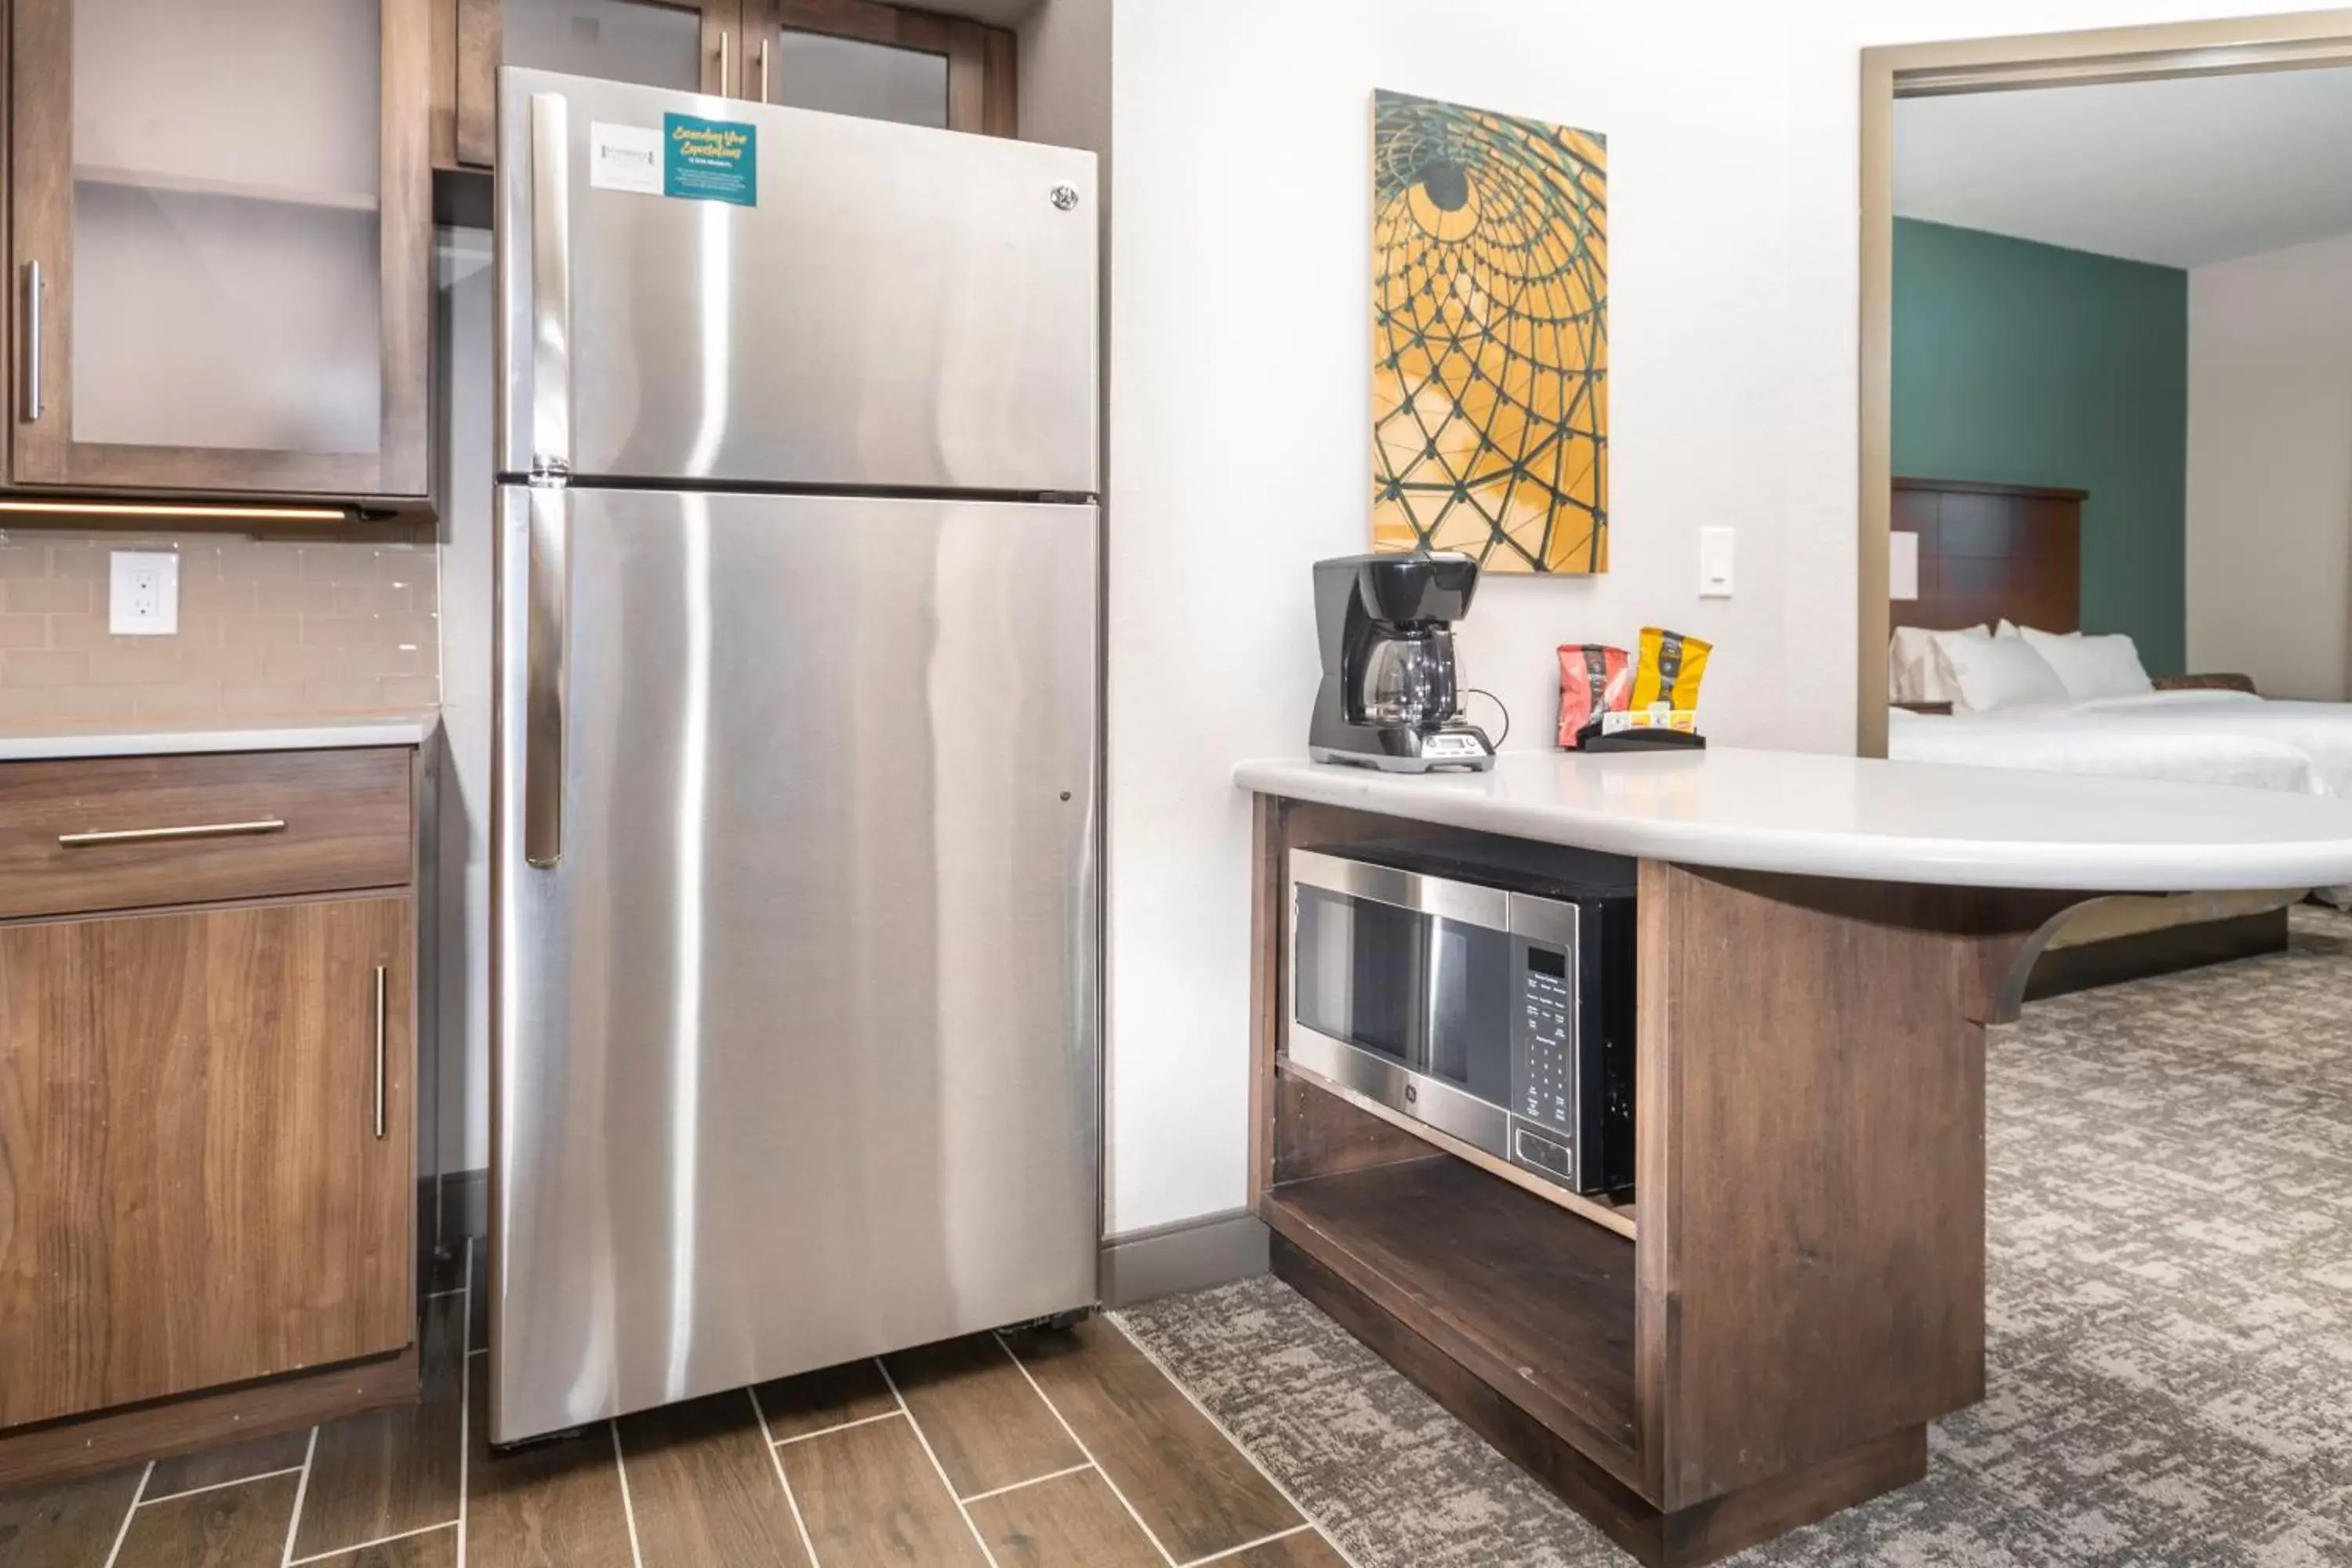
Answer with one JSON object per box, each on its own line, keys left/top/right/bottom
{"left": 0, "top": 895, "right": 414, "bottom": 1430}
{"left": 7, "top": 0, "right": 431, "bottom": 503}
{"left": 472, "top": 0, "right": 748, "bottom": 165}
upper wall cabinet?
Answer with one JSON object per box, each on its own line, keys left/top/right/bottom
{"left": 439, "top": 0, "right": 1013, "bottom": 178}
{"left": 9, "top": 0, "right": 432, "bottom": 505}
{"left": 752, "top": 0, "right": 1014, "bottom": 136}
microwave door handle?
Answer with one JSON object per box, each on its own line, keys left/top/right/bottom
{"left": 528, "top": 91, "right": 573, "bottom": 480}
{"left": 1409, "top": 909, "right": 1436, "bottom": 1076}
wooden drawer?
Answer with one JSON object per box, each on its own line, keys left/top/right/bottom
{"left": 0, "top": 749, "right": 412, "bottom": 920}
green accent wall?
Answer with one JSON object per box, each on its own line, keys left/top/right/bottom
{"left": 1892, "top": 218, "right": 2187, "bottom": 674}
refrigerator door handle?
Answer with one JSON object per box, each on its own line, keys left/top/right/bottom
{"left": 528, "top": 92, "right": 573, "bottom": 477}
{"left": 524, "top": 484, "right": 569, "bottom": 868}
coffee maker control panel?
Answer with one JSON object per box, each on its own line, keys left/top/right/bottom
{"left": 1421, "top": 732, "right": 1486, "bottom": 761}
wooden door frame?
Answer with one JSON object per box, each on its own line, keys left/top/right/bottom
{"left": 1856, "top": 9, "right": 2352, "bottom": 757}
{"left": 7, "top": 0, "right": 433, "bottom": 501}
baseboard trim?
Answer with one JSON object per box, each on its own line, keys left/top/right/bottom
{"left": 1100, "top": 1207, "right": 1269, "bottom": 1308}
{"left": 0, "top": 1347, "right": 419, "bottom": 1493}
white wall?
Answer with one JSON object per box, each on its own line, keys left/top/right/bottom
{"left": 1101, "top": 0, "right": 2296, "bottom": 1237}
{"left": 2187, "top": 230, "right": 2352, "bottom": 701}
{"left": 1018, "top": 0, "right": 1109, "bottom": 162}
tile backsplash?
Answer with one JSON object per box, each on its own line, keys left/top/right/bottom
{"left": 0, "top": 532, "right": 439, "bottom": 724}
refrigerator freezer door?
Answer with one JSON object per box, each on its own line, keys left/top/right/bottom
{"left": 495, "top": 68, "right": 1098, "bottom": 494}
{"left": 489, "top": 485, "right": 1101, "bottom": 1443}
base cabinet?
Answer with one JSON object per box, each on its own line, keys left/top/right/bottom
{"left": 0, "top": 895, "right": 415, "bottom": 1430}
{"left": 1248, "top": 793, "right": 2081, "bottom": 1566}
{"left": 0, "top": 743, "right": 423, "bottom": 1486}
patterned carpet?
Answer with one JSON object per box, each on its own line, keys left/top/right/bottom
{"left": 1117, "top": 907, "right": 2352, "bottom": 1566}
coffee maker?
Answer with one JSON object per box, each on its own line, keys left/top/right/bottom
{"left": 1308, "top": 552, "right": 1497, "bottom": 772}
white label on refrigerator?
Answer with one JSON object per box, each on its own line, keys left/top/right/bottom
{"left": 588, "top": 122, "right": 662, "bottom": 194}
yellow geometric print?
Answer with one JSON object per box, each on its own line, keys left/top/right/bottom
{"left": 1371, "top": 90, "right": 1608, "bottom": 574}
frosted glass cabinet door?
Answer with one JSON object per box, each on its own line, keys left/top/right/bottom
{"left": 455, "top": 0, "right": 738, "bottom": 166}
{"left": 745, "top": 0, "right": 1013, "bottom": 136}
{"left": 502, "top": 0, "right": 733, "bottom": 95}
{"left": 8, "top": 0, "right": 432, "bottom": 500}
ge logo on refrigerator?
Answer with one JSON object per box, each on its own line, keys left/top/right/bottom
{"left": 1051, "top": 183, "right": 1080, "bottom": 212}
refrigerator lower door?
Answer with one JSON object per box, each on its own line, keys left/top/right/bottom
{"left": 489, "top": 485, "right": 1101, "bottom": 1444}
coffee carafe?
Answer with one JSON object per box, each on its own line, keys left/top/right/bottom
{"left": 1308, "top": 553, "right": 1497, "bottom": 772}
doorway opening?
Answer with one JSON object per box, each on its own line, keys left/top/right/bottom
{"left": 1857, "top": 11, "right": 2352, "bottom": 757}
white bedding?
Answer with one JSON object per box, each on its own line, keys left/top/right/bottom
{"left": 1890, "top": 688, "right": 2352, "bottom": 899}
{"left": 1891, "top": 690, "right": 2352, "bottom": 794}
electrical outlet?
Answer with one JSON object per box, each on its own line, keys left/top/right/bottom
{"left": 108, "top": 550, "right": 180, "bottom": 636}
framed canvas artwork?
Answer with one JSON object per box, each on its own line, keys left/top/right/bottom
{"left": 1371, "top": 89, "right": 1609, "bottom": 574}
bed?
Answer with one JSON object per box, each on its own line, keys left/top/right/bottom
{"left": 1883, "top": 477, "right": 2351, "bottom": 982}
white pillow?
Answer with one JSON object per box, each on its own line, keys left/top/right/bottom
{"left": 2018, "top": 626, "right": 2152, "bottom": 701}
{"left": 1932, "top": 630, "right": 2069, "bottom": 713}
{"left": 1890, "top": 623, "right": 1987, "bottom": 703}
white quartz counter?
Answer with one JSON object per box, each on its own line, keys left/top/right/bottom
{"left": 1235, "top": 747, "right": 2352, "bottom": 892}
{"left": 0, "top": 711, "right": 438, "bottom": 763}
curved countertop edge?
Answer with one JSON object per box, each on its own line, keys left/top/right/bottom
{"left": 0, "top": 711, "right": 441, "bottom": 762}
{"left": 1235, "top": 749, "right": 2352, "bottom": 894}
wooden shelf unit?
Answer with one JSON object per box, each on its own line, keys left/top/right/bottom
{"left": 1247, "top": 791, "right": 2078, "bottom": 1567}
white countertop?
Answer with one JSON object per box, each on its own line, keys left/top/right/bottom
{"left": 1235, "top": 748, "right": 2352, "bottom": 891}
{"left": 0, "top": 711, "right": 438, "bottom": 762}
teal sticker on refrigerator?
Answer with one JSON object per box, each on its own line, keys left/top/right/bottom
{"left": 663, "top": 112, "right": 757, "bottom": 206}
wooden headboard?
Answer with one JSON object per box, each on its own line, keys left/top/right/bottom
{"left": 1891, "top": 477, "right": 2083, "bottom": 634}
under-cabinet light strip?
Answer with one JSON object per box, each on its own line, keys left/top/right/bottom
{"left": 0, "top": 499, "right": 351, "bottom": 521}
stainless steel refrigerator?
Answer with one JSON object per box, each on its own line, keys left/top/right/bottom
{"left": 488, "top": 67, "right": 1100, "bottom": 1445}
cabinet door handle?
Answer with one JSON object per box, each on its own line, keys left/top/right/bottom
{"left": 759, "top": 38, "right": 770, "bottom": 102}
{"left": 58, "top": 818, "right": 288, "bottom": 848}
{"left": 22, "top": 260, "right": 42, "bottom": 423}
{"left": 719, "top": 27, "right": 731, "bottom": 96}
{"left": 372, "top": 964, "right": 388, "bottom": 1141}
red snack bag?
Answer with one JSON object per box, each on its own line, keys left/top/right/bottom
{"left": 1557, "top": 644, "right": 1632, "bottom": 748}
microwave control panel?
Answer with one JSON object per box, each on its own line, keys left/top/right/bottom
{"left": 1518, "top": 945, "right": 1576, "bottom": 1138}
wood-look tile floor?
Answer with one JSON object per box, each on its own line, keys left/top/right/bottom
{"left": 0, "top": 1242, "right": 1353, "bottom": 1568}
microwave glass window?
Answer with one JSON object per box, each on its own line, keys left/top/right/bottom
{"left": 1295, "top": 887, "right": 1418, "bottom": 1065}
{"left": 1425, "top": 916, "right": 1513, "bottom": 1104}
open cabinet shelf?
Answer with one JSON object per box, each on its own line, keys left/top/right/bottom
{"left": 1263, "top": 1145, "right": 1639, "bottom": 1467}
{"left": 73, "top": 164, "right": 382, "bottom": 212}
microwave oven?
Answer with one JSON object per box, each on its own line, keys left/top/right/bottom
{"left": 1284, "top": 840, "right": 1636, "bottom": 1196}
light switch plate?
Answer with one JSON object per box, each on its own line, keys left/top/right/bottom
{"left": 1889, "top": 530, "right": 1921, "bottom": 601}
{"left": 1698, "top": 527, "right": 1735, "bottom": 598}
{"left": 108, "top": 550, "right": 180, "bottom": 636}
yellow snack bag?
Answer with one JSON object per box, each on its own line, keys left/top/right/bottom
{"left": 1630, "top": 627, "right": 1711, "bottom": 713}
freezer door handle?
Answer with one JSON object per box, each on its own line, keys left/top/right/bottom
{"left": 528, "top": 92, "right": 573, "bottom": 477}
{"left": 524, "top": 485, "right": 568, "bottom": 868}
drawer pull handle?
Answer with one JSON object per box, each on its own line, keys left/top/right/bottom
{"left": 57, "top": 818, "right": 289, "bottom": 848}
{"left": 372, "top": 964, "right": 388, "bottom": 1141}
